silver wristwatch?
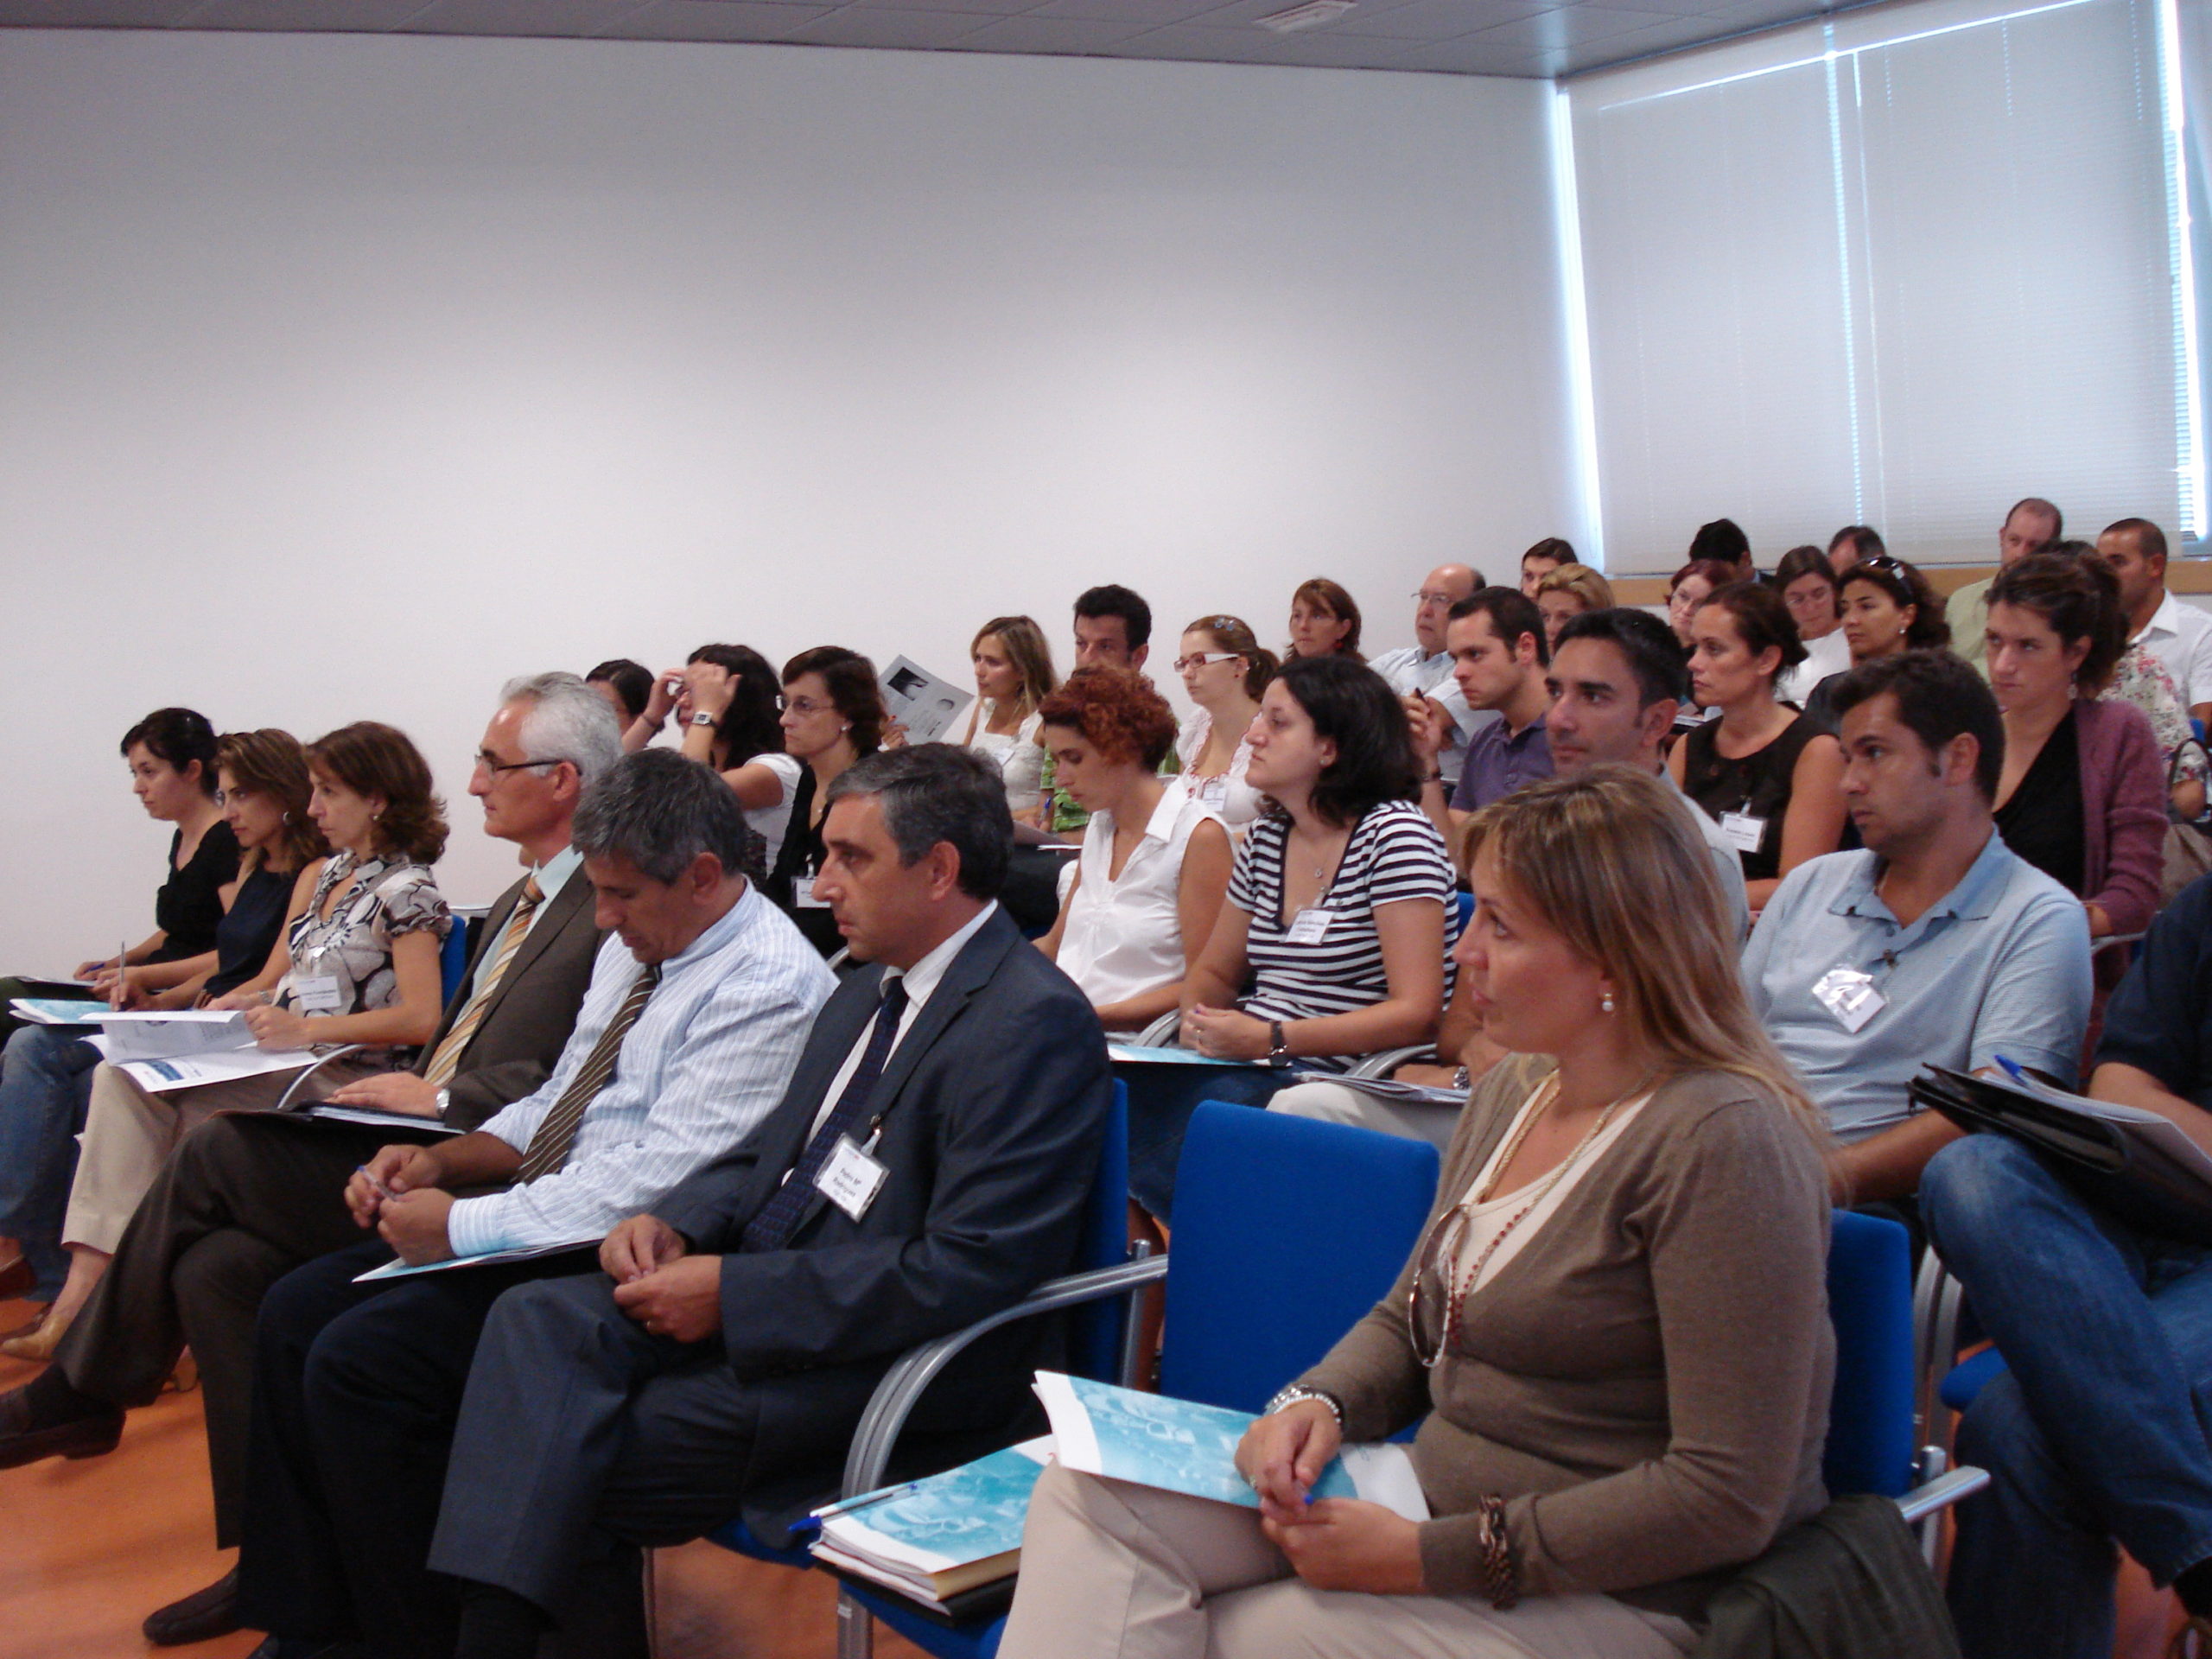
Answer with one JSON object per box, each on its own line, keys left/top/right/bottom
{"left": 1263, "top": 1384, "right": 1345, "bottom": 1428}
{"left": 690, "top": 710, "right": 716, "bottom": 727}
{"left": 435, "top": 1087, "right": 452, "bottom": 1120}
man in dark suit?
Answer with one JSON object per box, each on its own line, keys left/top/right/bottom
{"left": 0, "top": 672, "right": 620, "bottom": 1647}
{"left": 270, "top": 745, "right": 1109, "bottom": 1659}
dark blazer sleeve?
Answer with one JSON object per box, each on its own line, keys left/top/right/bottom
{"left": 437, "top": 878, "right": 608, "bottom": 1133}
{"left": 710, "top": 945, "right": 1111, "bottom": 1379}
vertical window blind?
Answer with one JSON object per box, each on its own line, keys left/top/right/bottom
{"left": 1567, "top": 0, "right": 2196, "bottom": 573}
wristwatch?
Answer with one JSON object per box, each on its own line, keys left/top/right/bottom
{"left": 434, "top": 1087, "right": 452, "bottom": 1121}
{"left": 1452, "top": 1065, "right": 1472, "bottom": 1090}
{"left": 1268, "top": 1020, "right": 1290, "bottom": 1068}
{"left": 690, "top": 710, "right": 716, "bottom": 727}
{"left": 1263, "top": 1384, "right": 1345, "bottom": 1428}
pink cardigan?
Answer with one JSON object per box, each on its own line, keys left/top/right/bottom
{"left": 2073, "top": 696, "right": 2168, "bottom": 937}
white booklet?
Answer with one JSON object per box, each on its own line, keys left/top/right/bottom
{"left": 880, "top": 657, "right": 976, "bottom": 745}
{"left": 1033, "top": 1371, "right": 1429, "bottom": 1521}
{"left": 1104, "top": 1044, "right": 1272, "bottom": 1070}
{"left": 10, "top": 998, "right": 107, "bottom": 1027}
{"left": 352, "top": 1238, "right": 601, "bottom": 1282}
{"left": 106, "top": 1045, "right": 321, "bottom": 1096}
{"left": 809, "top": 1437, "right": 1054, "bottom": 1607}
{"left": 88, "top": 1007, "right": 256, "bottom": 1065}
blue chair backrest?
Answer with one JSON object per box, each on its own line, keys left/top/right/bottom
{"left": 439, "top": 918, "right": 471, "bottom": 1007}
{"left": 1822, "top": 1208, "right": 1917, "bottom": 1498}
{"left": 1160, "top": 1103, "right": 1440, "bottom": 1413}
{"left": 1069, "top": 1083, "right": 1131, "bottom": 1382}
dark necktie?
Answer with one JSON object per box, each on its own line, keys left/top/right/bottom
{"left": 741, "top": 977, "right": 910, "bottom": 1253}
{"left": 513, "top": 962, "right": 662, "bottom": 1184}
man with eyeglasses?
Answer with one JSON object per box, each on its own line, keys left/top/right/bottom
{"left": 0, "top": 674, "right": 623, "bottom": 1648}
{"left": 1368, "top": 564, "right": 1487, "bottom": 792}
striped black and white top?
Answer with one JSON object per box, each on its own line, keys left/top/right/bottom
{"left": 1228, "top": 799, "right": 1455, "bottom": 1071}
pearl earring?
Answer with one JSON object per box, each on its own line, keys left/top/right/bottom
{"left": 1600, "top": 991, "right": 1616, "bottom": 1014}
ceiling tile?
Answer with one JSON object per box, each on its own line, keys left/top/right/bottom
{"left": 1091, "top": 20, "right": 1281, "bottom": 56}
{"left": 1245, "top": 26, "right": 1446, "bottom": 64}
{"left": 1304, "top": 0, "right": 1554, "bottom": 41}
{"left": 1023, "top": 0, "right": 1225, "bottom": 26}
{"left": 175, "top": 0, "right": 435, "bottom": 29}
{"left": 775, "top": 3, "right": 995, "bottom": 44}
{"left": 0, "top": 0, "right": 199, "bottom": 22}
{"left": 1456, "top": 0, "right": 1682, "bottom": 48}
{"left": 404, "top": 0, "right": 652, "bottom": 33}
{"left": 949, "top": 10, "right": 1148, "bottom": 48}
{"left": 590, "top": 0, "right": 831, "bottom": 38}
{"left": 842, "top": 0, "right": 1036, "bottom": 16}
{"left": 1389, "top": 30, "right": 1560, "bottom": 67}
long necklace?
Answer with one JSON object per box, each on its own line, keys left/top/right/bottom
{"left": 1413, "top": 1072, "right": 1649, "bottom": 1369}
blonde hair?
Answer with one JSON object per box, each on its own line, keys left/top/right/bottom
{"left": 1535, "top": 563, "right": 1616, "bottom": 613}
{"left": 971, "top": 615, "right": 1060, "bottom": 721}
{"left": 1463, "top": 765, "right": 1827, "bottom": 1148}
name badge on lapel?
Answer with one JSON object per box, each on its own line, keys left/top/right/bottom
{"left": 292, "top": 975, "right": 344, "bottom": 1014}
{"left": 1285, "top": 907, "right": 1334, "bottom": 945}
{"left": 815, "top": 1134, "right": 889, "bottom": 1222}
{"left": 1719, "top": 811, "right": 1767, "bottom": 856}
{"left": 1811, "top": 966, "right": 1885, "bottom": 1033}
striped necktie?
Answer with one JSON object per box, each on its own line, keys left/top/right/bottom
{"left": 421, "top": 876, "right": 544, "bottom": 1089}
{"left": 741, "top": 977, "right": 909, "bottom": 1253}
{"left": 513, "top": 961, "right": 661, "bottom": 1184}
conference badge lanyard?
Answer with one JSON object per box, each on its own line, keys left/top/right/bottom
{"left": 1811, "top": 965, "right": 1885, "bottom": 1033}
{"left": 816, "top": 1128, "right": 889, "bottom": 1222}
{"left": 796, "top": 859, "right": 831, "bottom": 909}
{"left": 1719, "top": 810, "right": 1767, "bottom": 857}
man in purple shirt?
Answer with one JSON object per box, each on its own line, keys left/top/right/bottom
{"left": 1414, "top": 587, "right": 1554, "bottom": 838}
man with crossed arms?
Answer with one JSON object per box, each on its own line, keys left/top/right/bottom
{"left": 0, "top": 671, "right": 620, "bottom": 1647}
{"left": 232, "top": 747, "right": 833, "bottom": 1659}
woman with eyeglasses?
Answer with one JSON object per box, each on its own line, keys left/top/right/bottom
{"left": 1771, "top": 546, "right": 1852, "bottom": 707}
{"left": 652, "top": 643, "right": 802, "bottom": 873}
{"left": 11, "top": 723, "right": 448, "bottom": 1361}
{"left": 955, "top": 615, "right": 1058, "bottom": 823}
{"left": 1800, "top": 555, "right": 1952, "bottom": 731}
{"left": 1000, "top": 767, "right": 1834, "bottom": 1659}
{"left": 1170, "top": 613, "right": 1277, "bottom": 832}
{"left": 761, "top": 647, "right": 887, "bottom": 957}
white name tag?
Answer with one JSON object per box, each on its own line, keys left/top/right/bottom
{"left": 815, "top": 1134, "right": 888, "bottom": 1222}
{"left": 796, "top": 866, "right": 832, "bottom": 909}
{"left": 1811, "top": 966, "right": 1886, "bottom": 1033}
{"left": 1719, "top": 811, "right": 1767, "bottom": 856}
{"left": 292, "top": 974, "right": 344, "bottom": 1014}
{"left": 1284, "top": 907, "right": 1334, "bottom": 945}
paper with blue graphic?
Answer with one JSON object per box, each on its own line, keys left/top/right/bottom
{"left": 1105, "top": 1044, "right": 1271, "bottom": 1069}
{"left": 815, "top": 1441, "right": 1046, "bottom": 1574}
{"left": 1033, "top": 1371, "right": 1427, "bottom": 1519}
{"left": 9, "top": 998, "right": 105, "bottom": 1027}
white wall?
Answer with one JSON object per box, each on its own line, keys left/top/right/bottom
{"left": 0, "top": 28, "right": 1573, "bottom": 963}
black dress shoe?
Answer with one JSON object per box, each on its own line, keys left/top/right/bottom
{"left": 143, "top": 1567, "right": 240, "bottom": 1645}
{"left": 0, "top": 1382, "right": 122, "bottom": 1469}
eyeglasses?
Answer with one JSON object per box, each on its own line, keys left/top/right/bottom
{"left": 1412, "top": 590, "right": 1459, "bottom": 606}
{"left": 777, "top": 696, "right": 834, "bottom": 715}
{"left": 473, "top": 751, "right": 560, "bottom": 776}
{"left": 1173, "top": 653, "right": 1241, "bottom": 673}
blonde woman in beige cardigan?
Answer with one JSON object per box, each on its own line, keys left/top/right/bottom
{"left": 1000, "top": 766, "right": 1835, "bottom": 1659}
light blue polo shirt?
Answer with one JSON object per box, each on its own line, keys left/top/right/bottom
{"left": 1742, "top": 830, "right": 2092, "bottom": 1144}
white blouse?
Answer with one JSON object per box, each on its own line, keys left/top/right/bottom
{"left": 744, "top": 752, "right": 804, "bottom": 873}
{"left": 1778, "top": 628, "right": 1852, "bottom": 710}
{"left": 966, "top": 703, "right": 1046, "bottom": 818}
{"left": 1171, "top": 708, "right": 1263, "bottom": 830}
{"left": 1058, "top": 789, "right": 1224, "bottom": 1019}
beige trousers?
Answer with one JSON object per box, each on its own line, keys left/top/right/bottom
{"left": 61, "top": 1058, "right": 371, "bottom": 1254}
{"left": 1268, "top": 1079, "right": 1464, "bottom": 1154}
{"left": 997, "top": 1465, "right": 1698, "bottom": 1659}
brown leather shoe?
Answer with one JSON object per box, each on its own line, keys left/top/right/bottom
{"left": 0, "top": 1300, "right": 73, "bottom": 1361}
{"left": 143, "top": 1567, "right": 241, "bottom": 1646}
{"left": 0, "top": 1382, "right": 122, "bottom": 1468}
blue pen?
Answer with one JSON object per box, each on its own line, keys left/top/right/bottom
{"left": 1993, "top": 1054, "right": 2031, "bottom": 1085}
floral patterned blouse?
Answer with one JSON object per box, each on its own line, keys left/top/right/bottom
{"left": 2105, "top": 645, "right": 2206, "bottom": 791}
{"left": 282, "top": 852, "right": 451, "bottom": 1053}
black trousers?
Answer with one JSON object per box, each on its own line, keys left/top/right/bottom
{"left": 54, "top": 1111, "right": 415, "bottom": 1545}
{"left": 234, "top": 1237, "right": 597, "bottom": 1659}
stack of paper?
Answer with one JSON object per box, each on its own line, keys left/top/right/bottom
{"left": 809, "top": 1440, "right": 1052, "bottom": 1613}
{"left": 79, "top": 1009, "right": 319, "bottom": 1094}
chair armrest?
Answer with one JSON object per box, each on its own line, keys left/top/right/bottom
{"left": 1911, "top": 1246, "right": 1967, "bottom": 1443}
{"left": 1346, "top": 1046, "right": 1433, "bottom": 1080}
{"left": 2094, "top": 931, "right": 2148, "bottom": 954}
{"left": 1894, "top": 1463, "right": 1990, "bottom": 1523}
{"left": 839, "top": 1255, "right": 1171, "bottom": 1502}
{"left": 271, "top": 1046, "right": 367, "bottom": 1113}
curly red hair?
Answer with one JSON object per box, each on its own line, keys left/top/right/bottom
{"left": 1036, "top": 667, "right": 1179, "bottom": 771}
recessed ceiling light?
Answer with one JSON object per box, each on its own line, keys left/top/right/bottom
{"left": 1255, "top": 0, "right": 1357, "bottom": 32}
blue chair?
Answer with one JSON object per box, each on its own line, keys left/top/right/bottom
{"left": 439, "top": 915, "right": 471, "bottom": 1007}
{"left": 831, "top": 1103, "right": 1442, "bottom": 1659}
{"left": 702, "top": 1084, "right": 1137, "bottom": 1575}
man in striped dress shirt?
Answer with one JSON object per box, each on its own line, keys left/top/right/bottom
{"left": 228, "top": 747, "right": 836, "bottom": 1659}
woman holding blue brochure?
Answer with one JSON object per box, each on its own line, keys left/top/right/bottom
{"left": 1004, "top": 767, "right": 1835, "bottom": 1657}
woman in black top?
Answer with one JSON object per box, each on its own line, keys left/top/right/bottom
{"left": 1669, "top": 582, "right": 1846, "bottom": 912}
{"left": 764, "top": 647, "right": 887, "bottom": 957}
{"left": 1801, "top": 556, "right": 1951, "bottom": 732}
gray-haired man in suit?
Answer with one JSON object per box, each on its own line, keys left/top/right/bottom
{"left": 0, "top": 672, "right": 620, "bottom": 1647}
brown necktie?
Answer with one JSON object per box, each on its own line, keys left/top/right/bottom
{"left": 421, "top": 876, "right": 544, "bottom": 1089}
{"left": 513, "top": 962, "right": 660, "bottom": 1183}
